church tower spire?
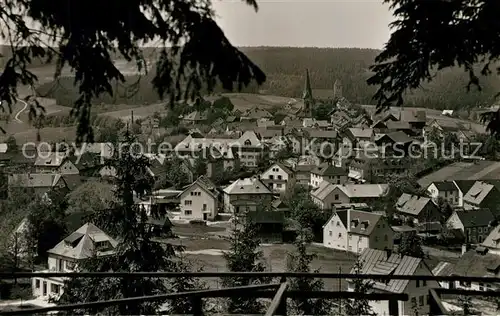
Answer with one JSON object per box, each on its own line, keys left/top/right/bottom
{"left": 302, "top": 69, "right": 313, "bottom": 117}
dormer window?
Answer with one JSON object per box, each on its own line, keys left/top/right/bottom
{"left": 351, "top": 219, "right": 359, "bottom": 228}
{"left": 244, "top": 139, "right": 251, "bottom": 146}
{"left": 95, "top": 241, "right": 111, "bottom": 251}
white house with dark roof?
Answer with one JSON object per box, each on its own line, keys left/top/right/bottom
{"left": 222, "top": 177, "right": 273, "bottom": 214}
{"left": 260, "top": 162, "right": 296, "bottom": 195}
{"left": 178, "top": 176, "right": 219, "bottom": 221}
{"left": 310, "top": 162, "right": 348, "bottom": 188}
{"left": 311, "top": 183, "right": 388, "bottom": 209}
{"left": 32, "top": 223, "right": 117, "bottom": 301}
{"left": 323, "top": 209, "right": 393, "bottom": 254}
{"left": 426, "top": 181, "right": 460, "bottom": 206}
{"left": 348, "top": 248, "right": 438, "bottom": 316}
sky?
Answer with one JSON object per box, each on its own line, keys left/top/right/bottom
{"left": 212, "top": 0, "right": 394, "bottom": 49}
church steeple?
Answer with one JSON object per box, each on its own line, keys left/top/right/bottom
{"left": 302, "top": 69, "right": 313, "bottom": 117}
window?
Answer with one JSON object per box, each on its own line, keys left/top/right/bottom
{"left": 51, "top": 283, "right": 60, "bottom": 294}
{"left": 185, "top": 200, "right": 192, "bottom": 206}
{"left": 203, "top": 204, "right": 207, "bottom": 211}
{"left": 375, "top": 236, "right": 379, "bottom": 242}
{"left": 277, "top": 183, "right": 282, "bottom": 188}
{"left": 185, "top": 210, "right": 192, "bottom": 215}
{"left": 336, "top": 221, "right": 340, "bottom": 227}
{"left": 329, "top": 231, "right": 332, "bottom": 236}
{"left": 334, "top": 194, "right": 339, "bottom": 200}
{"left": 66, "top": 261, "right": 75, "bottom": 270}
{"left": 58, "top": 259, "right": 64, "bottom": 272}
{"left": 35, "top": 279, "right": 40, "bottom": 289}
{"left": 269, "top": 175, "right": 274, "bottom": 180}
{"left": 277, "top": 175, "right": 283, "bottom": 180}
{"left": 419, "top": 295, "right": 424, "bottom": 306}
{"left": 423, "top": 280, "right": 427, "bottom": 286}
{"left": 416, "top": 280, "right": 420, "bottom": 288}
{"left": 190, "top": 192, "right": 194, "bottom": 196}
{"left": 411, "top": 297, "right": 417, "bottom": 307}
{"left": 338, "top": 233, "right": 342, "bottom": 238}
{"left": 479, "top": 283, "right": 484, "bottom": 291}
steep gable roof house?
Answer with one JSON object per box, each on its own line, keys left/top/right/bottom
{"left": 241, "top": 108, "right": 273, "bottom": 121}
{"left": 395, "top": 193, "right": 441, "bottom": 224}
{"left": 311, "top": 182, "right": 388, "bottom": 209}
{"left": 182, "top": 110, "right": 209, "bottom": 124}
{"left": 323, "top": 209, "right": 393, "bottom": 253}
{"left": 32, "top": 223, "right": 117, "bottom": 300}
{"left": 447, "top": 209, "right": 495, "bottom": 243}
{"left": 34, "top": 152, "right": 79, "bottom": 175}
{"left": 348, "top": 248, "right": 438, "bottom": 316}
{"left": 222, "top": 177, "right": 273, "bottom": 214}
{"left": 463, "top": 180, "right": 500, "bottom": 213}
{"left": 178, "top": 176, "right": 219, "bottom": 221}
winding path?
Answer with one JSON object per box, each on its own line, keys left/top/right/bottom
{"left": 14, "top": 99, "right": 28, "bottom": 123}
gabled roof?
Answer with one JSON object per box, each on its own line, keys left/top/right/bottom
{"left": 454, "top": 209, "right": 495, "bottom": 228}
{"left": 180, "top": 176, "right": 219, "bottom": 199}
{"left": 311, "top": 163, "right": 347, "bottom": 177}
{"left": 311, "top": 181, "right": 337, "bottom": 200}
{"left": 263, "top": 162, "right": 294, "bottom": 177}
{"left": 384, "top": 131, "right": 414, "bottom": 144}
{"left": 34, "top": 152, "right": 67, "bottom": 167}
{"left": 454, "top": 180, "right": 476, "bottom": 194}
{"left": 396, "top": 193, "right": 436, "bottom": 216}
{"left": 452, "top": 249, "right": 500, "bottom": 278}
{"left": 8, "top": 173, "right": 62, "bottom": 188}
{"left": 183, "top": 110, "right": 208, "bottom": 121}
{"left": 48, "top": 223, "right": 117, "bottom": 260}
{"left": 430, "top": 181, "right": 458, "bottom": 192}
{"left": 347, "top": 128, "right": 374, "bottom": 139}
{"left": 482, "top": 224, "right": 500, "bottom": 249}
{"left": 463, "top": 181, "right": 495, "bottom": 205}
{"left": 432, "top": 261, "right": 455, "bottom": 277}
{"left": 223, "top": 177, "right": 272, "bottom": 195}
{"left": 351, "top": 248, "right": 423, "bottom": 293}
{"left": 335, "top": 209, "right": 385, "bottom": 236}
{"left": 340, "top": 184, "right": 388, "bottom": 198}
{"left": 386, "top": 121, "right": 412, "bottom": 130}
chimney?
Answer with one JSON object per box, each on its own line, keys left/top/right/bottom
{"left": 462, "top": 243, "right": 471, "bottom": 255}
{"left": 385, "top": 247, "right": 392, "bottom": 258}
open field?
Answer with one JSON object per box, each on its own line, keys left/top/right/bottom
{"left": 99, "top": 102, "right": 167, "bottom": 120}
{"left": 1, "top": 126, "right": 77, "bottom": 143}
{"left": 167, "top": 237, "right": 358, "bottom": 290}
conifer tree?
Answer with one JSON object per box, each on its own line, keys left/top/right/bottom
{"left": 398, "top": 231, "right": 426, "bottom": 258}
{"left": 286, "top": 228, "right": 332, "bottom": 315}
{"left": 345, "top": 258, "right": 375, "bottom": 316}
{"left": 221, "top": 217, "right": 268, "bottom": 314}
{"left": 58, "top": 132, "right": 189, "bottom": 315}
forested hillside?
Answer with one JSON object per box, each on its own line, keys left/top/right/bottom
{"left": 34, "top": 47, "right": 500, "bottom": 110}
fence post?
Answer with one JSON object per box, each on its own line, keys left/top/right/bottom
{"left": 388, "top": 298, "right": 399, "bottom": 316}
{"left": 191, "top": 297, "right": 203, "bottom": 316}
{"left": 277, "top": 277, "right": 287, "bottom": 315}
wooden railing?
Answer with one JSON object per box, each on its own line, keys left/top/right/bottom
{"left": 1, "top": 272, "right": 500, "bottom": 315}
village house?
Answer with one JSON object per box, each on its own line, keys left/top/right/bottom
{"left": 34, "top": 152, "right": 79, "bottom": 174}
{"left": 481, "top": 223, "right": 500, "bottom": 255}
{"left": 462, "top": 180, "right": 500, "bottom": 213}
{"left": 178, "top": 176, "right": 219, "bottom": 221}
{"left": 343, "top": 127, "right": 375, "bottom": 148}
{"left": 395, "top": 193, "right": 441, "bottom": 225}
{"left": 449, "top": 247, "right": 500, "bottom": 292}
{"left": 182, "top": 110, "right": 209, "bottom": 125}
{"left": 222, "top": 177, "right": 273, "bottom": 214}
{"left": 348, "top": 248, "right": 438, "bottom": 316}
{"left": 374, "top": 131, "right": 415, "bottom": 155}
{"left": 293, "top": 164, "right": 315, "bottom": 186}
{"left": 400, "top": 110, "right": 427, "bottom": 130}
{"left": 8, "top": 173, "right": 68, "bottom": 197}
{"left": 260, "top": 162, "right": 296, "bottom": 195}
{"left": 323, "top": 209, "right": 393, "bottom": 254}
{"left": 310, "top": 162, "right": 348, "bottom": 188}
{"left": 311, "top": 182, "right": 388, "bottom": 209}
{"left": 426, "top": 181, "right": 460, "bottom": 206}
{"left": 431, "top": 261, "right": 456, "bottom": 289}
{"left": 32, "top": 223, "right": 117, "bottom": 300}
{"left": 446, "top": 209, "right": 495, "bottom": 244}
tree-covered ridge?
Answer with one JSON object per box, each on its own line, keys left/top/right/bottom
{"left": 36, "top": 47, "right": 498, "bottom": 111}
